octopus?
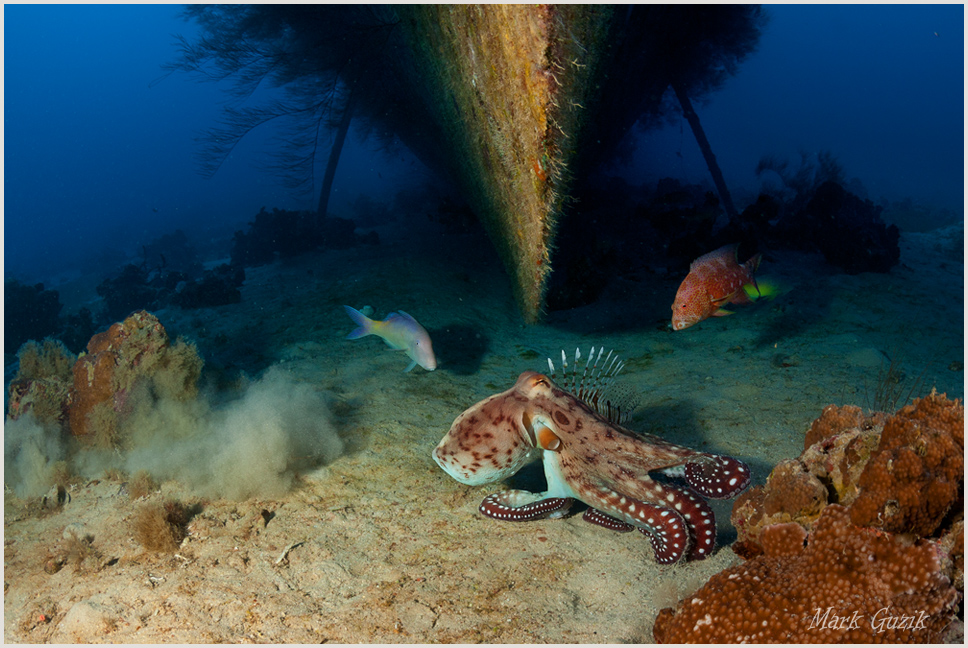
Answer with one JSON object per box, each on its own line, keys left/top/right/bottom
{"left": 433, "top": 348, "right": 751, "bottom": 564}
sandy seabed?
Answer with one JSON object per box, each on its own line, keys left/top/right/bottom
{"left": 4, "top": 218, "right": 963, "bottom": 642}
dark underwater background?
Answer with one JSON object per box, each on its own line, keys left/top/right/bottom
{"left": 3, "top": 4, "right": 964, "bottom": 643}
{"left": 4, "top": 5, "right": 962, "bottom": 292}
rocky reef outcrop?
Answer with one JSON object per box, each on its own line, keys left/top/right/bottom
{"left": 7, "top": 311, "right": 202, "bottom": 449}
{"left": 732, "top": 393, "right": 963, "bottom": 551}
{"left": 7, "top": 339, "right": 76, "bottom": 431}
{"left": 653, "top": 504, "right": 960, "bottom": 642}
{"left": 653, "top": 392, "right": 963, "bottom": 642}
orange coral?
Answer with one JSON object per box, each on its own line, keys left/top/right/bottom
{"left": 66, "top": 310, "right": 201, "bottom": 444}
{"left": 731, "top": 425, "right": 881, "bottom": 550}
{"left": 732, "top": 393, "right": 963, "bottom": 551}
{"left": 723, "top": 393, "right": 964, "bottom": 636}
{"left": 762, "top": 460, "right": 827, "bottom": 519}
{"left": 69, "top": 323, "right": 124, "bottom": 439}
{"left": 939, "top": 521, "right": 964, "bottom": 591}
{"left": 804, "top": 403, "right": 866, "bottom": 449}
{"left": 731, "top": 459, "right": 827, "bottom": 554}
{"left": 801, "top": 423, "right": 880, "bottom": 505}
{"left": 654, "top": 505, "right": 960, "bottom": 643}
{"left": 850, "top": 391, "right": 963, "bottom": 536}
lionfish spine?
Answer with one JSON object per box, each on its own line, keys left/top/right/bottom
{"left": 576, "top": 347, "right": 597, "bottom": 400}
{"left": 546, "top": 347, "right": 631, "bottom": 423}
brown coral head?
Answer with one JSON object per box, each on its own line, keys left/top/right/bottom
{"left": 804, "top": 404, "right": 877, "bottom": 449}
{"left": 85, "top": 323, "right": 122, "bottom": 355}
{"left": 760, "top": 521, "right": 808, "bottom": 557}
{"left": 850, "top": 391, "right": 963, "bottom": 537}
{"left": 68, "top": 349, "right": 117, "bottom": 439}
{"left": 729, "top": 458, "right": 828, "bottom": 554}
{"left": 653, "top": 504, "right": 960, "bottom": 643}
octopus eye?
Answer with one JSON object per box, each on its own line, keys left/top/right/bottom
{"left": 531, "top": 376, "right": 549, "bottom": 388}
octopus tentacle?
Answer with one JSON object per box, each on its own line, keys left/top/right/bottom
{"left": 635, "top": 506, "right": 689, "bottom": 564}
{"left": 578, "top": 484, "right": 692, "bottom": 564}
{"left": 479, "top": 491, "right": 574, "bottom": 521}
{"left": 582, "top": 507, "right": 634, "bottom": 532}
{"left": 435, "top": 365, "right": 753, "bottom": 565}
{"left": 684, "top": 455, "right": 751, "bottom": 499}
{"left": 635, "top": 478, "right": 718, "bottom": 561}
{"left": 582, "top": 475, "right": 720, "bottom": 562}
{"left": 673, "top": 485, "right": 718, "bottom": 561}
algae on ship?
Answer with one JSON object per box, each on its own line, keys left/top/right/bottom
{"left": 398, "top": 6, "right": 617, "bottom": 323}
{"left": 172, "top": 5, "right": 765, "bottom": 324}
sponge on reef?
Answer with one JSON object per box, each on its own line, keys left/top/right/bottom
{"left": 68, "top": 310, "right": 202, "bottom": 447}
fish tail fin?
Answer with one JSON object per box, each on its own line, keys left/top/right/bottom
{"left": 343, "top": 305, "right": 374, "bottom": 339}
{"left": 744, "top": 252, "right": 763, "bottom": 274}
{"left": 742, "top": 278, "right": 783, "bottom": 302}
{"left": 738, "top": 252, "right": 764, "bottom": 301}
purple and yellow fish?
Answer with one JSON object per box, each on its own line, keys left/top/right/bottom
{"left": 343, "top": 305, "right": 437, "bottom": 372}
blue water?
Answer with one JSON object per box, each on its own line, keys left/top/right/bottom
{"left": 2, "top": 6, "right": 964, "bottom": 641}
{"left": 4, "top": 5, "right": 962, "bottom": 288}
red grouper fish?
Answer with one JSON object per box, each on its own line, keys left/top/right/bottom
{"left": 672, "top": 244, "right": 765, "bottom": 331}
